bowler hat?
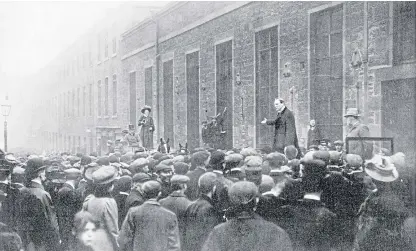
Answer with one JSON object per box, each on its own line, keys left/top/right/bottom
{"left": 25, "top": 158, "right": 46, "bottom": 178}
{"left": 209, "top": 151, "right": 225, "bottom": 170}
{"left": 170, "top": 174, "right": 190, "bottom": 185}
{"left": 141, "top": 105, "right": 152, "bottom": 113}
{"left": 344, "top": 108, "right": 361, "bottom": 117}
{"left": 364, "top": 154, "right": 398, "bottom": 182}
{"left": 228, "top": 181, "right": 258, "bottom": 205}
{"left": 92, "top": 166, "right": 119, "bottom": 185}
{"left": 301, "top": 159, "right": 327, "bottom": 177}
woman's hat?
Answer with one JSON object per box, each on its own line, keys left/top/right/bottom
{"left": 344, "top": 108, "right": 361, "bottom": 117}
{"left": 141, "top": 105, "right": 152, "bottom": 114}
{"left": 364, "top": 154, "right": 398, "bottom": 182}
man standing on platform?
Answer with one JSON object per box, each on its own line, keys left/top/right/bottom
{"left": 261, "top": 98, "right": 299, "bottom": 155}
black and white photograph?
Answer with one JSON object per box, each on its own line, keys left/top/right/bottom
{"left": 0, "top": 1, "right": 415, "bottom": 250}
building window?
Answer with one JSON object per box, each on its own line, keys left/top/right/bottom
{"left": 112, "top": 37, "right": 117, "bottom": 54}
{"left": 104, "top": 32, "right": 109, "bottom": 58}
{"left": 97, "top": 35, "right": 101, "bottom": 62}
{"left": 255, "top": 26, "right": 279, "bottom": 148}
{"left": 89, "top": 83, "right": 93, "bottom": 116}
{"left": 105, "top": 77, "right": 109, "bottom": 115}
{"left": 163, "top": 60, "right": 174, "bottom": 146}
{"left": 98, "top": 80, "right": 102, "bottom": 116}
{"left": 144, "top": 67, "right": 152, "bottom": 108}
{"left": 186, "top": 51, "right": 200, "bottom": 149}
{"left": 393, "top": 2, "right": 416, "bottom": 64}
{"left": 83, "top": 86, "right": 86, "bottom": 116}
{"left": 77, "top": 88, "right": 80, "bottom": 116}
{"left": 72, "top": 90, "right": 75, "bottom": 117}
{"left": 112, "top": 74, "right": 117, "bottom": 116}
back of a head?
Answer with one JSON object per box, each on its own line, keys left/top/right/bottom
{"left": 284, "top": 145, "right": 298, "bottom": 160}
{"left": 142, "top": 180, "right": 162, "bottom": 199}
{"left": 198, "top": 172, "right": 217, "bottom": 194}
{"left": 192, "top": 151, "right": 210, "bottom": 166}
{"left": 114, "top": 176, "right": 133, "bottom": 193}
{"left": 228, "top": 181, "right": 258, "bottom": 206}
{"left": 73, "top": 211, "right": 100, "bottom": 234}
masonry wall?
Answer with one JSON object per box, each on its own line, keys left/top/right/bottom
{"left": 121, "top": 1, "right": 416, "bottom": 157}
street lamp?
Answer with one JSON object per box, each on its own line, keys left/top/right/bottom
{"left": 1, "top": 95, "right": 11, "bottom": 152}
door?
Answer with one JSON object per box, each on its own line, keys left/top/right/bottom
{"left": 129, "top": 72, "right": 137, "bottom": 127}
{"left": 216, "top": 40, "right": 233, "bottom": 149}
{"left": 255, "top": 26, "right": 279, "bottom": 148}
{"left": 187, "top": 51, "right": 200, "bottom": 150}
{"left": 382, "top": 78, "right": 416, "bottom": 166}
{"left": 310, "top": 5, "right": 344, "bottom": 142}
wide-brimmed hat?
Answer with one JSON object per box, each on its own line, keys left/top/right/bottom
{"left": 364, "top": 154, "right": 398, "bottom": 182}
{"left": 344, "top": 108, "right": 361, "bottom": 117}
{"left": 141, "top": 105, "right": 152, "bottom": 114}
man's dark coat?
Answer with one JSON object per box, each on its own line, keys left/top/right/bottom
{"left": 185, "top": 167, "right": 206, "bottom": 201}
{"left": 266, "top": 107, "right": 299, "bottom": 154}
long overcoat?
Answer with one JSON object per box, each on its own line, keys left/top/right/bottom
{"left": 266, "top": 107, "right": 299, "bottom": 154}
{"left": 118, "top": 200, "right": 180, "bottom": 251}
{"left": 138, "top": 115, "right": 155, "bottom": 149}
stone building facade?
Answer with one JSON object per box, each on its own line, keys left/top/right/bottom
{"left": 121, "top": 1, "right": 416, "bottom": 164}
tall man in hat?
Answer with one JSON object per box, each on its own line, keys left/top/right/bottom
{"left": 261, "top": 98, "right": 300, "bottom": 156}
{"left": 344, "top": 108, "right": 372, "bottom": 160}
{"left": 19, "top": 157, "right": 60, "bottom": 251}
{"left": 138, "top": 105, "right": 155, "bottom": 150}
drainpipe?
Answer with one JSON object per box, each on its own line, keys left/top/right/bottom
{"left": 363, "top": 2, "right": 369, "bottom": 124}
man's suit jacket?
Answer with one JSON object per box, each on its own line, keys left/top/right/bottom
{"left": 345, "top": 122, "right": 372, "bottom": 159}
{"left": 266, "top": 107, "right": 299, "bottom": 154}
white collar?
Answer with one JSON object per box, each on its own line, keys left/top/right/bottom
{"left": 119, "top": 191, "right": 130, "bottom": 196}
{"left": 213, "top": 170, "right": 223, "bottom": 175}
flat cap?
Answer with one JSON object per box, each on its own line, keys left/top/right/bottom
{"left": 225, "top": 153, "right": 243, "bottom": 164}
{"left": 192, "top": 151, "right": 210, "bottom": 165}
{"left": 64, "top": 168, "right": 81, "bottom": 177}
{"left": 244, "top": 156, "right": 263, "bottom": 171}
{"left": 173, "top": 162, "right": 189, "bottom": 175}
{"left": 134, "top": 152, "right": 149, "bottom": 159}
{"left": 152, "top": 152, "right": 164, "bottom": 160}
{"left": 160, "top": 158, "right": 174, "bottom": 166}
{"left": 301, "top": 159, "right": 327, "bottom": 177}
{"left": 329, "top": 151, "right": 342, "bottom": 162}
{"left": 92, "top": 166, "right": 118, "bottom": 185}
{"left": 154, "top": 164, "right": 172, "bottom": 173}
{"left": 172, "top": 155, "right": 185, "bottom": 163}
{"left": 132, "top": 172, "right": 152, "bottom": 183}
{"left": 108, "top": 155, "right": 119, "bottom": 163}
{"left": 170, "top": 174, "right": 190, "bottom": 185}
{"left": 313, "top": 151, "right": 330, "bottom": 164}
{"left": 228, "top": 181, "right": 258, "bottom": 205}
{"left": 266, "top": 152, "right": 287, "bottom": 168}
{"left": 158, "top": 155, "right": 171, "bottom": 163}
{"left": 25, "top": 158, "right": 46, "bottom": 177}
{"left": 191, "top": 147, "right": 206, "bottom": 154}
{"left": 97, "top": 157, "right": 110, "bottom": 166}
{"left": 259, "top": 175, "right": 275, "bottom": 194}
{"left": 142, "top": 180, "right": 161, "bottom": 196}
{"left": 240, "top": 147, "right": 258, "bottom": 158}
{"left": 130, "top": 158, "right": 149, "bottom": 170}
{"left": 345, "top": 154, "right": 363, "bottom": 168}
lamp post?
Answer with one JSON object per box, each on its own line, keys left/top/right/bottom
{"left": 1, "top": 95, "right": 11, "bottom": 152}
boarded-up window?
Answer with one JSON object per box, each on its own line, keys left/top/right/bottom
{"left": 163, "top": 60, "right": 174, "bottom": 146}
{"left": 186, "top": 51, "right": 200, "bottom": 150}
{"left": 255, "top": 26, "right": 279, "bottom": 148}
{"left": 393, "top": 2, "right": 416, "bottom": 64}
{"left": 216, "top": 40, "right": 233, "bottom": 149}
{"left": 145, "top": 67, "right": 153, "bottom": 108}
{"left": 310, "top": 5, "right": 344, "bottom": 142}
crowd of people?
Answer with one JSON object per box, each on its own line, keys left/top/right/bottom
{"left": 0, "top": 139, "right": 415, "bottom": 251}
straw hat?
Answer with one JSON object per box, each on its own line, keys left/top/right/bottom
{"left": 364, "top": 154, "right": 398, "bottom": 182}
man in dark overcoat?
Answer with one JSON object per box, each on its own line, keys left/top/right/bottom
{"left": 261, "top": 98, "right": 299, "bottom": 155}
{"left": 19, "top": 158, "right": 60, "bottom": 251}
{"left": 118, "top": 180, "right": 180, "bottom": 251}
{"left": 202, "top": 181, "right": 293, "bottom": 251}
{"left": 160, "top": 175, "right": 192, "bottom": 245}
{"left": 56, "top": 168, "right": 82, "bottom": 251}
{"left": 185, "top": 151, "right": 210, "bottom": 200}
{"left": 184, "top": 172, "right": 221, "bottom": 251}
